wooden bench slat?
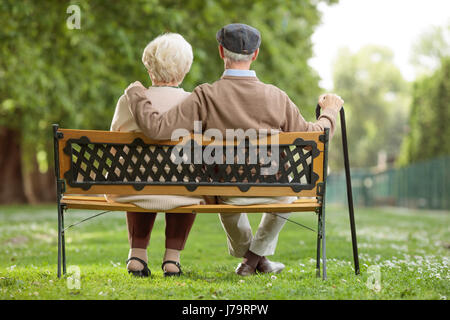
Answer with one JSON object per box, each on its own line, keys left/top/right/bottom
{"left": 62, "top": 195, "right": 318, "bottom": 204}
{"left": 61, "top": 196, "right": 320, "bottom": 213}
{"left": 63, "top": 185, "right": 320, "bottom": 197}
{"left": 57, "top": 129, "right": 325, "bottom": 150}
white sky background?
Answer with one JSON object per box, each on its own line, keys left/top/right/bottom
{"left": 309, "top": 0, "right": 450, "bottom": 90}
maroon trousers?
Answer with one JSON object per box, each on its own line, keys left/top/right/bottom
{"left": 126, "top": 211, "right": 196, "bottom": 250}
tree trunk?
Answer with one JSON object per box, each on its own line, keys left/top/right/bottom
{"left": 0, "top": 127, "right": 28, "bottom": 204}
{"left": 23, "top": 158, "right": 56, "bottom": 203}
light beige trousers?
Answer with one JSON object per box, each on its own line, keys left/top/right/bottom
{"left": 218, "top": 212, "right": 291, "bottom": 257}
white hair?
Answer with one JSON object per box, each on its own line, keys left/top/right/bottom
{"left": 223, "top": 47, "right": 253, "bottom": 62}
{"left": 142, "top": 33, "right": 193, "bottom": 84}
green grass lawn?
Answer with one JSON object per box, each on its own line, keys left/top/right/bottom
{"left": 0, "top": 204, "right": 448, "bottom": 300}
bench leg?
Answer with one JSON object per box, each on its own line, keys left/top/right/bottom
{"left": 57, "top": 203, "right": 63, "bottom": 278}
{"left": 321, "top": 206, "right": 327, "bottom": 280}
{"left": 57, "top": 202, "right": 67, "bottom": 278}
{"left": 316, "top": 207, "right": 327, "bottom": 280}
{"left": 61, "top": 207, "right": 66, "bottom": 275}
{"left": 315, "top": 209, "right": 322, "bottom": 278}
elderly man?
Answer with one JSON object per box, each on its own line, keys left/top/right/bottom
{"left": 125, "top": 23, "right": 343, "bottom": 276}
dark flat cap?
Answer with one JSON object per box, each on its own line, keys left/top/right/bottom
{"left": 216, "top": 23, "right": 261, "bottom": 54}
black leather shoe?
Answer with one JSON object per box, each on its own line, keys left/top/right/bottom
{"left": 162, "top": 260, "right": 183, "bottom": 277}
{"left": 126, "top": 257, "right": 151, "bottom": 278}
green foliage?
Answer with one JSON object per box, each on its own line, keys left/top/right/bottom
{"left": 0, "top": 0, "right": 337, "bottom": 171}
{"left": 410, "top": 23, "right": 450, "bottom": 77}
{"left": 398, "top": 57, "right": 450, "bottom": 165}
{"left": 330, "top": 45, "right": 410, "bottom": 170}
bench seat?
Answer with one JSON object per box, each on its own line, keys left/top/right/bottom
{"left": 61, "top": 196, "right": 321, "bottom": 213}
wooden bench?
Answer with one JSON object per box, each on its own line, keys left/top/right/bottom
{"left": 53, "top": 125, "right": 341, "bottom": 279}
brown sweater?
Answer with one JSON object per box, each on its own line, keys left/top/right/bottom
{"left": 125, "top": 75, "right": 338, "bottom": 140}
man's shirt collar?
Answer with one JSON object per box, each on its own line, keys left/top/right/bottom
{"left": 222, "top": 69, "right": 256, "bottom": 77}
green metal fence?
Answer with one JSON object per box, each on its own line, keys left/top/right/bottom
{"left": 326, "top": 156, "right": 450, "bottom": 210}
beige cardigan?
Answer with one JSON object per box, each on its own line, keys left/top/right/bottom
{"left": 105, "top": 86, "right": 204, "bottom": 211}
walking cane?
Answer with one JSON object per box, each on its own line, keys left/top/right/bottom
{"left": 316, "top": 104, "right": 360, "bottom": 275}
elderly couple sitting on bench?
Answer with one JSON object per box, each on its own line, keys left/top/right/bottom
{"left": 108, "top": 23, "right": 343, "bottom": 278}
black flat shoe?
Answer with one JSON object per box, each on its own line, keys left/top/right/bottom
{"left": 162, "top": 260, "right": 183, "bottom": 277}
{"left": 126, "top": 257, "right": 151, "bottom": 278}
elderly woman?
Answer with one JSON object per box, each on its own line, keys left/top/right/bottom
{"left": 107, "top": 33, "right": 203, "bottom": 277}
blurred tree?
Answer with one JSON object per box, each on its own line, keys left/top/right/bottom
{"left": 398, "top": 23, "right": 450, "bottom": 166}
{"left": 329, "top": 45, "right": 410, "bottom": 171}
{"left": 410, "top": 23, "right": 450, "bottom": 77}
{"left": 398, "top": 57, "right": 450, "bottom": 165}
{"left": 0, "top": 0, "right": 337, "bottom": 203}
